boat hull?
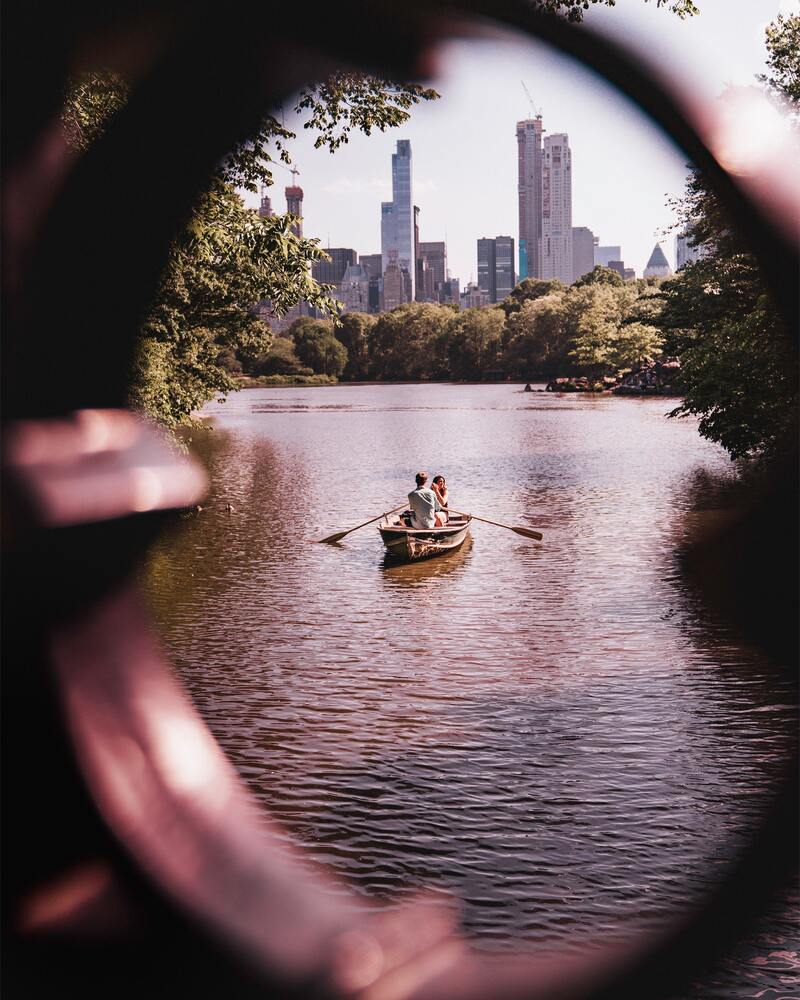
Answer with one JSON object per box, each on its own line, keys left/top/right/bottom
{"left": 378, "top": 515, "right": 472, "bottom": 562}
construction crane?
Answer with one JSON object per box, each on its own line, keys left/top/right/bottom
{"left": 274, "top": 161, "right": 301, "bottom": 184}
{"left": 521, "top": 81, "right": 542, "bottom": 120}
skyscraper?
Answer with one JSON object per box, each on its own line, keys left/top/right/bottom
{"left": 540, "top": 133, "right": 572, "bottom": 284}
{"left": 381, "top": 139, "right": 414, "bottom": 299}
{"left": 285, "top": 185, "right": 303, "bottom": 237}
{"left": 676, "top": 231, "right": 706, "bottom": 269}
{"left": 571, "top": 226, "right": 595, "bottom": 283}
{"left": 477, "top": 236, "right": 515, "bottom": 304}
{"left": 337, "top": 263, "right": 371, "bottom": 313}
{"left": 644, "top": 243, "right": 672, "bottom": 279}
{"left": 594, "top": 244, "right": 622, "bottom": 268}
{"left": 495, "top": 235, "right": 515, "bottom": 301}
{"left": 359, "top": 254, "right": 383, "bottom": 279}
{"left": 382, "top": 251, "right": 405, "bottom": 311}
{"left": 312, "top": 248, "right": 357, "bottom": 285}
{"left": 418, "top": 241, "right": 447, "bottom": 302}
{"left": 477, "top": 238, "right": 495, "bottom": 301}
{"left": 517, "top": 117, "right": 544, "bottom": 280}
{"left": 258, "top": 190, "right": 274, "bottom": 219}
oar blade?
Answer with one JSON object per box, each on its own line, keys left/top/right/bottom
{"left": 318, "top": 530, "right": 349, "bottom": 544}
{"left": 512, "top": 526, "right": 543, "bottom": 541}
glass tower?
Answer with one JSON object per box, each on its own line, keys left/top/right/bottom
{"left": 517, "top": 117, "right": 543, "bottom": 280}
{"left": 381, "top": 139, "right": 414, "bottom": 300}
{"left": 540, "top": 134, "right": 572, "bottom": 284}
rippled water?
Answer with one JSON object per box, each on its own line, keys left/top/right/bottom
{"left": 144, "top": 383, "right": 797, "bottom": 996}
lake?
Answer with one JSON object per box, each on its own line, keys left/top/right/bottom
{"left": 144, "top": 383, "right": 797, "bottom": 996}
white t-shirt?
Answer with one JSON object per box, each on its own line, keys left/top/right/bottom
{"left": 407, "top": 487, "right": 441, "bottom": 528}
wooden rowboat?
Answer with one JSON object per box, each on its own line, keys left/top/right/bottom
{"left": 377, "top": 512, "right": 472, "bottom": 562}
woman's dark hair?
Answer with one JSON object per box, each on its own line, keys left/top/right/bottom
{"left": 433, "top": 475, "right": 445, "bottom": 485}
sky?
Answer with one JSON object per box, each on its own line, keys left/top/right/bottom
{"left": 246, "top": 0, "right": 797, "bottom": 284}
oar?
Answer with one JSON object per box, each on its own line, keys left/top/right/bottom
{"left": 449, "top": 508, "right": 543, "bottom": 542}
{"left": 318, "top": 504, "right": 407, "bottom": 544}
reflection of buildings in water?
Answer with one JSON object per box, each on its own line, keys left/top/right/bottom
{"left": 380, "top": 535, "right": 473, "bottom": 586}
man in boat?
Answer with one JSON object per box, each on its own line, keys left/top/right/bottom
{"left": 407, "top": 471, "right": 445, "bottom": 529}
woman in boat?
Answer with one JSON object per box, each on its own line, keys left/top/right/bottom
{"left": 432, "top": 475, "right": 449, "bottom": 526}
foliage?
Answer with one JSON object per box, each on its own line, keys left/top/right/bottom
{"left": 536, "top": 0, "right": 698, "bottom": 20}
{"left": 503, "top": 294, "right": 573, "bottom": 376}
{"left": 63, "top": 71, "right": 438, "bottom": 424}
{"left": 656, "top": 12, "right": 798, "bottom": 460}
{"left": 250, "top": 336, "right": 311, "bottom": 376}
{"left": 334, "top": 312, "right": 376, "bottom": 380}
{"left": 758, "top": 14, "right": 800, "bottom": 113}
{"left": 239, "top": 373, "right": 337, "bottom": 387}
{"left": 61, "top": 71, "right": 130, "bottom": 150}
{"left": 447, "top": 308, "right": 505, "bottom": 379}
{"left": 500, "top": 278, "right": 565, "bottom": 318}
{"left": 290, "top": 318, "right": 349, "bottom": 378}
{"left": 573, "top": 265, "right": 624, "bottom": 288}
{"left": 296, "top": 74, "right": 439, "bottom": 151}
{"left": 369, "top": 303, "right": 453, "bottom": 380}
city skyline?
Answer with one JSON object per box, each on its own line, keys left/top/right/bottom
{"left": 246, "top": 0, "right": 783, "bottom": 288}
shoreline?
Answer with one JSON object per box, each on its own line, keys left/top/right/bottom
{"left": 232, "top": 377, "right": 683, "bottom": 397}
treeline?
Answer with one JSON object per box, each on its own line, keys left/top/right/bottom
{"left": 229, "top": 266, "right": 667, "bottom": 384}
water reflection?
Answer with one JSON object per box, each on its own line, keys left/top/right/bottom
{"left": 380, "top": 536, "right": 474, "bottom": 585}
{"left": 144, "top": 384, "right": 796, "bottom": 993}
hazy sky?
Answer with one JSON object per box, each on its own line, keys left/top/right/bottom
{"left": 247, "top": 0, "right": 796, "bottom": 283}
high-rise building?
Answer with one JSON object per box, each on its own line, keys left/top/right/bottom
{"left": 414, "top": 205, "right": 422, "bottom": 298}
{"left": 644, "top": 243, "right": 672, "bottom": 279}
{"left": 540, "top": 134, "right": 572, "bottom": 284}
{"left": 359, "top": 254, "right": 383, "bottom": 313}
{"left": 517, "top": 117, "right": 544, "bottom": 280}
{"left": 258, "top": 190, "right": 274, "bottom": 219}
{"left": 437, "top": 277, "right": 460, "bottom": 307}
{"left": 337, "top": 263, "right": 371, "bottom": 313}
{"left": 460, "top": 282, "right": 490, "bottom": 310}
{"left": 382, "top": 251, "right": 405, "bottom": 311}
{"left": 359, "top": 254, "right": 383, "bottom": 278}
{"left": 477, "top": 238, "right": 495, "bottom": 301}
{"left": 381, "top": 139, "right": 414, "bottom": 299}
{"left": 594, "top": 244, "right": 622, "bottom": 268}
{"left": 571, "top": 226, "right": 595, "bottom": 283}
{"left": 495, "top": 236, "right": 515, "bottom": 300}
{"left": 477, "top": 236, "right": 515, "bottom": 303}
{"left": 608, "top": 260, "right": 625, "bottom": 278}
{"left": 312, "top": 248, "right": 357, "bottom": 285}
{"left": 623, "top": 268, "right": 636, "bottom": 281}
{"left": 676, "top": 231, "right": 706, "bottom": 269}
{"left": 418, "top": 242, "right": 447, "bottom": 287}
{"left": 285, "top": 185, "right": 303, "bottom": 237}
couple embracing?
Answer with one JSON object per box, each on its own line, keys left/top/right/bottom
{"left": 407, "top": 471, "right": 450, "bottom": 529}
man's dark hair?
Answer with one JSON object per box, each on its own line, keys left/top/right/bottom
{"left": 415, "top": 471, "right": 428, "bottom": 487}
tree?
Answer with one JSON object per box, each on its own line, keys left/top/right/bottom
{"left": 64, "top": 72, "right": 439, "bottom": 424}
{"left": 614, "top": 321, "right": 663, "bottom": 369}
{"left": 334, "top": 312, "right": 375, "bottom": 380}
{"left": 250, "top": 336, "right": 310, "bottom": 376}
{"left": 369, "top": 303, "right": 453, "bottom": 380}
{"left": 502, "top": 292, "right": 572, "bottom": 377}
{"left": 500, "top": 278, "right": 565, "bottom": 318}
{"left": 758, "top": 13, "right": 800, "bottom": 112}
{"left": 572, "top": 265, "right": 624, "bottom": 288}
{"left": 447, "top": 308, "right": 505, "bottom": 379}
{"left": 568, "top": 285, "right": 623, "bottom": 376}
{"left": 657, "top": 13, "right": 798, "bottom": 460}
{"left": 535, "top": 0, "right": 698, "bottom": 19}
{"left": 290, "top": 318, "right": 349, "bottom": 377}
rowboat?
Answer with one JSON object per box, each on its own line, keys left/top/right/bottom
{"left": 377, "top": 512, "right": 472, "bottom": 562}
